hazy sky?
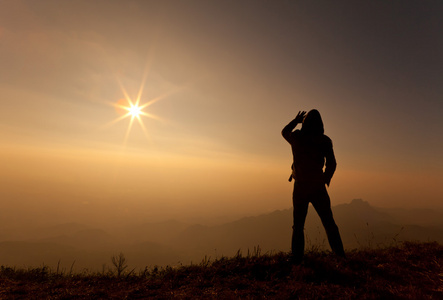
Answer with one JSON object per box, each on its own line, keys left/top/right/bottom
{"left": 1, "top": 0, "right": 442, "bottom": 226}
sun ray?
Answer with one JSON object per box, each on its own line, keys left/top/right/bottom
{"left": 115, "top": 76, "right": 134, "bottom": 107}
{"left": 135, "top": 53, "right": 154, "bottom": 107}
{"left": 105, "top": 75, "right": 190, "bottom": 140}
{"left": 139, "top": 88, "right": 180, "bottom": 110}
{"left": 100, "top": 111, "right": 132, "bottom": 130}
{"left": 135, "top": 115, "right": 151, "bottom": 141}
{"left": 102, "top": 41, "right": 200, "bottom": 145}
{"left": 93, "top": 39, "right": 173, "bottom": 144}
{"left": 123, "top": 115, "right": 136, "bottom": 146}
{"left": 108, "top": 78, "right": 167, "bottom": 143}
{"left": 142, "top": 111, "right": 164, "bottom": 122}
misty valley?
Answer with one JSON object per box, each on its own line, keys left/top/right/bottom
{"left": 0, "top": 199, "right": 442, "bottom": 272}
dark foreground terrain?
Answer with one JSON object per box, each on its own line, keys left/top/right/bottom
{"left": 0, "top": 242, "right": 441, "bottom": 299}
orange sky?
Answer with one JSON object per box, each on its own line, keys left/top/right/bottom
{"left": 0, "top": 1, "right": 442, "bottom": 227}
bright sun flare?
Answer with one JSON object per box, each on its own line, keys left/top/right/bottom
{"left": 128, "top": 104, "right": 142, "bottom": 117}
{"left": 107, "top": 58, "right": 176, "bottom": 145}
{"left": 110, "top": 91, "right": 166, "bottom": 145}
{"left": 112, "top": 98, "right": 153, "bottom": 144}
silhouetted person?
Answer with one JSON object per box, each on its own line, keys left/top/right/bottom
{"left": 282, "top": 110, "right": 345, "bottom": 264}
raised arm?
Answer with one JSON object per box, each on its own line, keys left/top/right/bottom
{"left": 281, "top": 111, "right": 306, "bottom": 143}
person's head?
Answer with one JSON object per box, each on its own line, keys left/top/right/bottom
{"left": 302, "top": 109, "right": 324, "bottom": 135}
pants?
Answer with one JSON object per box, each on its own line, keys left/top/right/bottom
{"left": 292, "top": 181, "right": 345, "bottom": 262}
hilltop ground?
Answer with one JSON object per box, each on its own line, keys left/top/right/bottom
{"left": 0, "top": 242, "right": 441, "bottom": 299}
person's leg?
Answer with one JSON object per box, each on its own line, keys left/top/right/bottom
{"left": 292, "top": 183, "right": 309, "bottom": 263}
{"left": 311, "top": 187, "right": 346, "bottom": 257}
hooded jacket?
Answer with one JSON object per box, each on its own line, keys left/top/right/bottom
{"left": 282, "top": 110, "right": 336, "bottom": 186}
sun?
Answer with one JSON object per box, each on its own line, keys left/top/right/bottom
{"left": 117, "top": 99, "right": 150, "bottom": 121}
{"left": 108, "top": 78, "right": 172, "bottom": 145}
{"left": 128, "top": 104, "right": 142, "bottom": 117}
{"left": 105, "top": 55, "right": 179, "bottom": 145}
{"left": 114, "top": 98, "right": 149, "bottom": 119}
{"left": 111, "top": 96, "right": 155, "bottom": 144}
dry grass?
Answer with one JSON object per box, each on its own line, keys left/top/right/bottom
{"left": 0, "top": 241, "right": 441, "bottom": 299}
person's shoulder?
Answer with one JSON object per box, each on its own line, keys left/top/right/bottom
{"left": 321, "top": 134, "right": 333, "bottom": 146}
{"left": 322, "top": 134, "right": 332, "bottom": 141}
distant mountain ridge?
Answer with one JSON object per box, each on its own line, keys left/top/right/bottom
{"left": 172, "top": 199, "right": 443, "bottom": 258}
{"left": 0, "top": 199, "right": 442, "bottom": 270}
